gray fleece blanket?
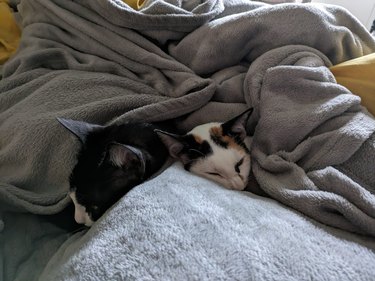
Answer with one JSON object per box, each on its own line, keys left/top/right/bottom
{"left": 1, "top": 0, "right": 375, "bottom": 280}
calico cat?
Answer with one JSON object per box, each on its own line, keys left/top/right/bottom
{"left": 156, "top": 108, "right": 253, "bottom": 191}
{"left": 58, "top": 118, "right": 170, "bottom": 227}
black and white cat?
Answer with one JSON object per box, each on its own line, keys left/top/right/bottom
{"left": 58, "top": 118, "right": 170, "bottom": 226}
{"left": 156, "top": 108, "right": 253, "bottom": 191}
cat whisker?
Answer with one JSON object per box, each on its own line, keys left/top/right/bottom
{"left": 188, "top": 149, "right": 205, "bottom": 157}
{"left": 184, "top": 157, "right": 202, "bottom": 164}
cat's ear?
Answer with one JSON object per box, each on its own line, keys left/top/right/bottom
{"left": 221, "top": 108, "right": 253, "bottom": 141}
{"left": 57, "top": 118, "right": 103, "bottom": 143}
{"left": 106, "top": 143, "right": 146, "bottom": 174}
{"left": 155, "top": 130, "right": 187, "bottom": 161}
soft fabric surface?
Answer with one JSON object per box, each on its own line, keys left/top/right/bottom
{"left": 38, "top": 163, "right": 375, "bottom": 281}
{"left": 246, "top": 46, "right": 375, "bottom": 235}
{"left": 1, "top": 0, "right": 375, "bottom": 280}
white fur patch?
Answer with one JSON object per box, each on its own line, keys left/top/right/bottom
{"left": 189, "top": 122, "right": 221, "bottom": 138}
{"left": 70, "top": 191, "right": 94, "bottom": 227}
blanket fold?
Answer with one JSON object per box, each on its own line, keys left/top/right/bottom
{"left": 246, "top": 46, "right": 375, "bottom": 235}
{"left": 168, "top": 4, "right": 375, "bottom": 75}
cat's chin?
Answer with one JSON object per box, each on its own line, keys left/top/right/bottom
{"left": 228, "top": 185, "right": 247, "bottom": 191}
{"left": 223, "top": 181, "right": 247, "bottom": 191}
{"left": 84, "top": 220, "right": 94, "bottom": 227}
{"left": 206, "top": 175, "right": 248, "bottom": 191}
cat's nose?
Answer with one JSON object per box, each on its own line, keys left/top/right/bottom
{"left": 230, "top": 177, "right": 246, "bottom": 191}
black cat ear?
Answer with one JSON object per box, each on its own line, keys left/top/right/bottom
{"left": 106, "top": 143, "right": 146, "bottom": 175}
{"left": 57, "top": 118, "right": 103, "bottom": 143}
{"left": 221, "top": 108, "right": 253, "bottom": 141}
{"left": 155, "top": 130, "right": 185, "bottom": 159}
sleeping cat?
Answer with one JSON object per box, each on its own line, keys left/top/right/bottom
{"left": 58, "top": 118, "right": 170, "bottom": 227}
{"left": 156, "top": 108, "right": 253, "bottom": 191}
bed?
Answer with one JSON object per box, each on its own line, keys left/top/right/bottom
{"left": 1, "top": 0, "right": 375, "bottom": 280}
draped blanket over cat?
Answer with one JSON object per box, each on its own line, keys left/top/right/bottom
{"left": 156, "top": 108, "right": 253, "bottom": 191}
{"left": 58, "top": 118, "right": 170, "bottom": 226}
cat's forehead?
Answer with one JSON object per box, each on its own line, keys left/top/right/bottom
{"left": 189, "top": 122, "right": 222, "bottom": 140}
{"left": 210, "top": 144, "right": 248, "bottom": 162}
{"left": 189, "top": 122, "right": 246, "bottom": 153}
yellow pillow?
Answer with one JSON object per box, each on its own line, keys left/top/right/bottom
{"left": 122, "top": 0, "right": 145, "bottom": 10}
{"left": 0, "top": 0, "right": 21, "bottom": 64}
{"left": 330, "top": 53, "right": 375, "bottom": 115}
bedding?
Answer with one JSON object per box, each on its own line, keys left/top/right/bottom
{"left": 330, "top": 53, "right": 375, "bottom": 115}
{"left": 1, "top": 0, "right": 375, "bottom": 280}
{"left": 0, "top": 0, "right": 20, "bottom": 65}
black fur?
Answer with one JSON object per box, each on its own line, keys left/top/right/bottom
{"left": 221, "top": 108, "right": 253, "bottom": 150}
{"left": 70, "top": 122, "right": 169, "bottom": 221}
{"left": 179, "top": 135, "right": 212, "bottom": 171}
{"left": 210, "top": 133, "right": 228, "bottom": 149}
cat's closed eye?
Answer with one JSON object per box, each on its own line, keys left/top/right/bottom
{"left": 208, "top": 172, "right": 222, "bottom": 177}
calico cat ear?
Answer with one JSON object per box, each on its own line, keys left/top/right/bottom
{"left": 154, "top": 130, "right": 185, "bottom": 159}
{"left": 221, "top": 108, "right": 253, "bottom": 141}
{"left": 57, "top": 118, "right": 103, "bottom": 143}
{"left": 106, "top": 143, "right": 146, "bottom": 175}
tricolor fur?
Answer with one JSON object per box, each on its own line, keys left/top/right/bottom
{"left": 156, "top": 108, "right": 253, "bottom": 191}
